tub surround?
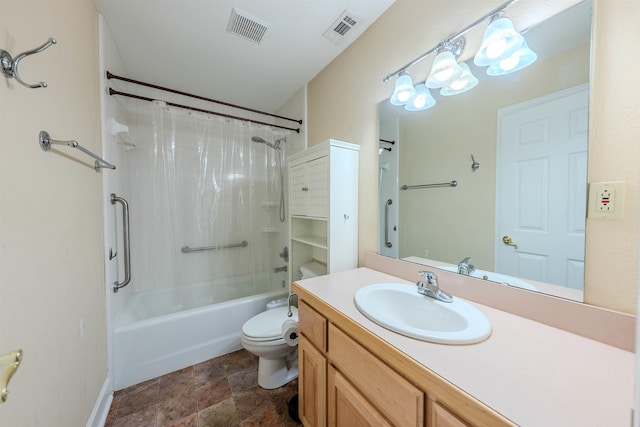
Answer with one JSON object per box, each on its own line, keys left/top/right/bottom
{"left": 293, "top": 264, "right": 634, "bottom": 426}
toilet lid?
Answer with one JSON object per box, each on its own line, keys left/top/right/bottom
{"left": 242, "top": 306, "right": 298, "bottom": 339}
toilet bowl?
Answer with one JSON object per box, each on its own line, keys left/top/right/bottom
{"left": 241, "top": 306, "right": 299, "bottom": 389}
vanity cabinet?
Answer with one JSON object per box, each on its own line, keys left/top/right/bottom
{"left": 296, "top": 297, "right": 512, "bottom": 427}
{"left": 288, "top": 139, "right": 359, "bottom": 283}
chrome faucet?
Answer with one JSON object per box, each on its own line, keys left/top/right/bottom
{"left": 416, "top": 271, "right": 453, "bottom": 303}
{"left": 274, "top": 265, "right": 288, "bottom": 273}
{"left": 457, "top": 257, "right": 475, "bottom": 276}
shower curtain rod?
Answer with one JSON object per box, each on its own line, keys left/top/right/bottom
{"left": 106, "top": 71, "right": 302, "bottom": 126}
{"left": 108, "top": 88, "right": 301, "bottom": 133}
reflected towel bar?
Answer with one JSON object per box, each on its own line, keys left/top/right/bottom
{"left": 39, "top": 130, "right": 116, "bottom": 172}
{"left": 182, "top": 240, "right": 248, "bottom": 253}
{"left": 401, "top": 180, "right": 457, "bottom": 190}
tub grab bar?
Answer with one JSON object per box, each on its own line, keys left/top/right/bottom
{"left": 401, "top": 180, "right": 457, "bottom": 190}
{"left": 181, "top": 241, "right": 248, "bottom": 253}
{"left": 111, "top": 194, "right": 131, "bottom": 293}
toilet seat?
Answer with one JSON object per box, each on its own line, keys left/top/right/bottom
{"left": 241, "top": 306, "right": 298, "bottom": 342}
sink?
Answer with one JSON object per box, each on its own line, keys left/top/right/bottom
{"left": 438, "top": 266, "right": 537, "bottom": 291}
{"left": 354, "top": 283, "right": 491, "bottom": 345}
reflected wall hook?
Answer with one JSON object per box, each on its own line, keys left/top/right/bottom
{"left": 0, "top": 38, "right": 56, "bottom": 88}
{"left": 471, "top": 154, "right": 480, "bottom": 172}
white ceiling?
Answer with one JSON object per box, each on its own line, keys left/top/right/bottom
{"left": 95, "top": 0, "right": 396, "bottom": 113}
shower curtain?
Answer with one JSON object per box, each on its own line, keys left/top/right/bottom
{"left": 126, "top": 100, "right": 288, "bottom": 298}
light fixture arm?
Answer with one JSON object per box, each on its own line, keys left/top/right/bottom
{"left": 382, "top": 0, "right": 520, "bottom": 82}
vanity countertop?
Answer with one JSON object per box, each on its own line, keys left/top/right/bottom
{"left": 293, "top": 267, "right": 634, "bottom": 427}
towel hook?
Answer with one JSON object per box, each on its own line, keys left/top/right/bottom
{"left": 0, "top": 37, "right": 56, "bottom": 89}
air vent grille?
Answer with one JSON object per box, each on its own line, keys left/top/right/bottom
{"left": 324, "top": 10, "right": 362, "bottom": 44}
{"left": 227, "top": 8, "right": 270, "bottom": 44}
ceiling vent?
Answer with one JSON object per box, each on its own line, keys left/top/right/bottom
{"left": 227, "top": 8, "right": 271, "bottom": 44}
{"left": 324, "top": 10, "right": 362, "bottom": 44}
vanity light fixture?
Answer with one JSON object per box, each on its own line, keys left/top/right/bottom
{"left": 440, "top": 63, "right": 478, "bottom": 96}
{"left": 404, "top": 83, "right": 436, "bottom": 111}
{"left": 390, "top": 71, "right": 416, "bottom": 105}
{"left": 486, "top": 39, "right": 538, "bottom": 76}
{"left": 474, "top": 14, "right": 524, "bottom": 66}
{"left": 383, "top": 0, "right": 531, "bottom": 110}
{"left": 425, "top": 38, "right": 465, "bottom": 89}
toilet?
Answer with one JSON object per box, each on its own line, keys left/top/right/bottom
{"left": 240, "top": 261, "right": 326, "bottom": 389}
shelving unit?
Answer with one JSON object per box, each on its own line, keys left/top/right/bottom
{"left": 288, "top": 139, "right": 359, "bottom": 284}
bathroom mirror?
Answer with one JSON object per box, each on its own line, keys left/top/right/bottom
{"left": 378, "top": 0, "right": 591, "bottom": 301}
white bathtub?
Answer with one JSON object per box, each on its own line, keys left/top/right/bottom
{"left": 113, "top": 275, "right": 287, "bottom": 390}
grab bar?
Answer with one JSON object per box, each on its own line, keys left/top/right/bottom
{"left": 39, "top": 130, "right": 116, "bottom": 172}
{"left": 401, "top": 180, "right": 457, "bottom": 190}
{"left": 384, "top": 199, "right": 393, "bottom": 248}
{"left": 111, "top": 194, "right": 131, "bottom": 293}
{"left": 181, "top": 241, "right": 248, "bottom": 253}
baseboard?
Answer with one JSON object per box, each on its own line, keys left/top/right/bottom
{"left": 86, "top": 376, "right": 113, "bottom": 427}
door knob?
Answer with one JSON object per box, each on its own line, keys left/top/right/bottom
{"left": 502, "top": 235, "right": 518, "bottom": 249}
{"left": 1, "top": 349, "right": 22, "bottom": 403}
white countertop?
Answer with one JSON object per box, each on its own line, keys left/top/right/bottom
{"left": 295, "top": 267, "right": 635, "bottom": 427}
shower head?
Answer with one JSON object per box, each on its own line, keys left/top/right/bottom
{"left": 251, "top": 136, "right": 280, "bottom": 150}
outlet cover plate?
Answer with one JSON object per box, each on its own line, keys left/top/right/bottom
{"left": 588, "top": 181, "right": 625, "bottom": 220}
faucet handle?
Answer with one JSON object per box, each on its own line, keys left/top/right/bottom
{"left": 418, "top": 270, "right": 436, "bottom": 283}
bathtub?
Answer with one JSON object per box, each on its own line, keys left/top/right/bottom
{"left": 113, "top": 275, "right": 287, "bottom": 390}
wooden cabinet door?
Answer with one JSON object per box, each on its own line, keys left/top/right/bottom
{"left": 328, "top": 366, "right": 392, "bottom": 427}
{"left": 299, "top": 335, "right": 326, "bottom": 427}
{"left": 430, "top": 400, "right": 470, "bottom": 427}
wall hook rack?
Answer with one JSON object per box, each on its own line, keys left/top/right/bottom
{"left": 39, "top": 130, "right": 116, "bottom": 172}
{"left": 0, "top": 38, "right": 56, "bottom": 88}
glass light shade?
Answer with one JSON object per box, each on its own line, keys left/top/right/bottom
{"left": 487, "top": 39, "right": 538, "bottom": 76}
{"left": 440, "top": 63, "right": 478, "bottom": 96}
{"left": 404, "top": 84, "right": 436, "bottom": 111}
{"left": 390, "top": 72, "right": 416, "bottom": 105}
{"left": 474, "top": 17, "right": 524, "bottom": 66}
{"left": 425, "top": 51, "right": 463, "bottom": 89}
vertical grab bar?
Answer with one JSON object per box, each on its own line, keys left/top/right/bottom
{"left": 385, "top": 199, "right": 393, "bottom": 248}
{"left": 111, "top": 193, "right": 131, "bottom": 293}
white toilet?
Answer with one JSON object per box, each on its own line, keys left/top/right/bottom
{"left": 241, "top": 306, "right": 299, "bottom": 389}
{"left": 240, "top": 261, "right": 326, "bottom": 389}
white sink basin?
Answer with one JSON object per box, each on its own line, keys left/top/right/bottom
{"left": 438, "top": 266, "right": 537, "bottom": 291}
{"left": 354, "top": 283, "right": 491, "bottom": 345}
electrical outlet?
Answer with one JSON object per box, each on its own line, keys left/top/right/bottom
{"left": 588, "top": 181, "right": 625, "bottom": 220}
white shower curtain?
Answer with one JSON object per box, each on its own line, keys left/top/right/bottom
{"left": 126, "top": 101, "right": 288, "bottom": 298}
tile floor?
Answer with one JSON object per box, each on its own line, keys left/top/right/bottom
{"left": 105, "top": 349, "right": 301, "bottom": 427}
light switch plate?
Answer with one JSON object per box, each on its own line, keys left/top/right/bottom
{"left": 588, "top": 181, "right": 625, "bottom": 220}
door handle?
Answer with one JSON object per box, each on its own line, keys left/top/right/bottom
{"left": 502, "top": 235, "right": 518, "bottom": 249}
{"left": 1, "top": 349, "right": 23, "bottom": 403}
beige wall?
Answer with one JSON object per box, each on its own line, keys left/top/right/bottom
{"left": 307, "top": 0, "right": 639, "bottom": 314}
{"left": 0, "top": 0, "right": 107, "bottom": 424}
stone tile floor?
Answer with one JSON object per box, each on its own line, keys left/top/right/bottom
{"left": 105, "top": 349, "right": 300, "bottom": 427}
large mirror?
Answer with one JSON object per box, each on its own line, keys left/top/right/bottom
{"left": 378, "top": 0, "right": 591, "bottom": 301}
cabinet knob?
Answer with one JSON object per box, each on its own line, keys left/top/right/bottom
{"left": 302, "top": 187, "right": 308, "bottom": 191}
